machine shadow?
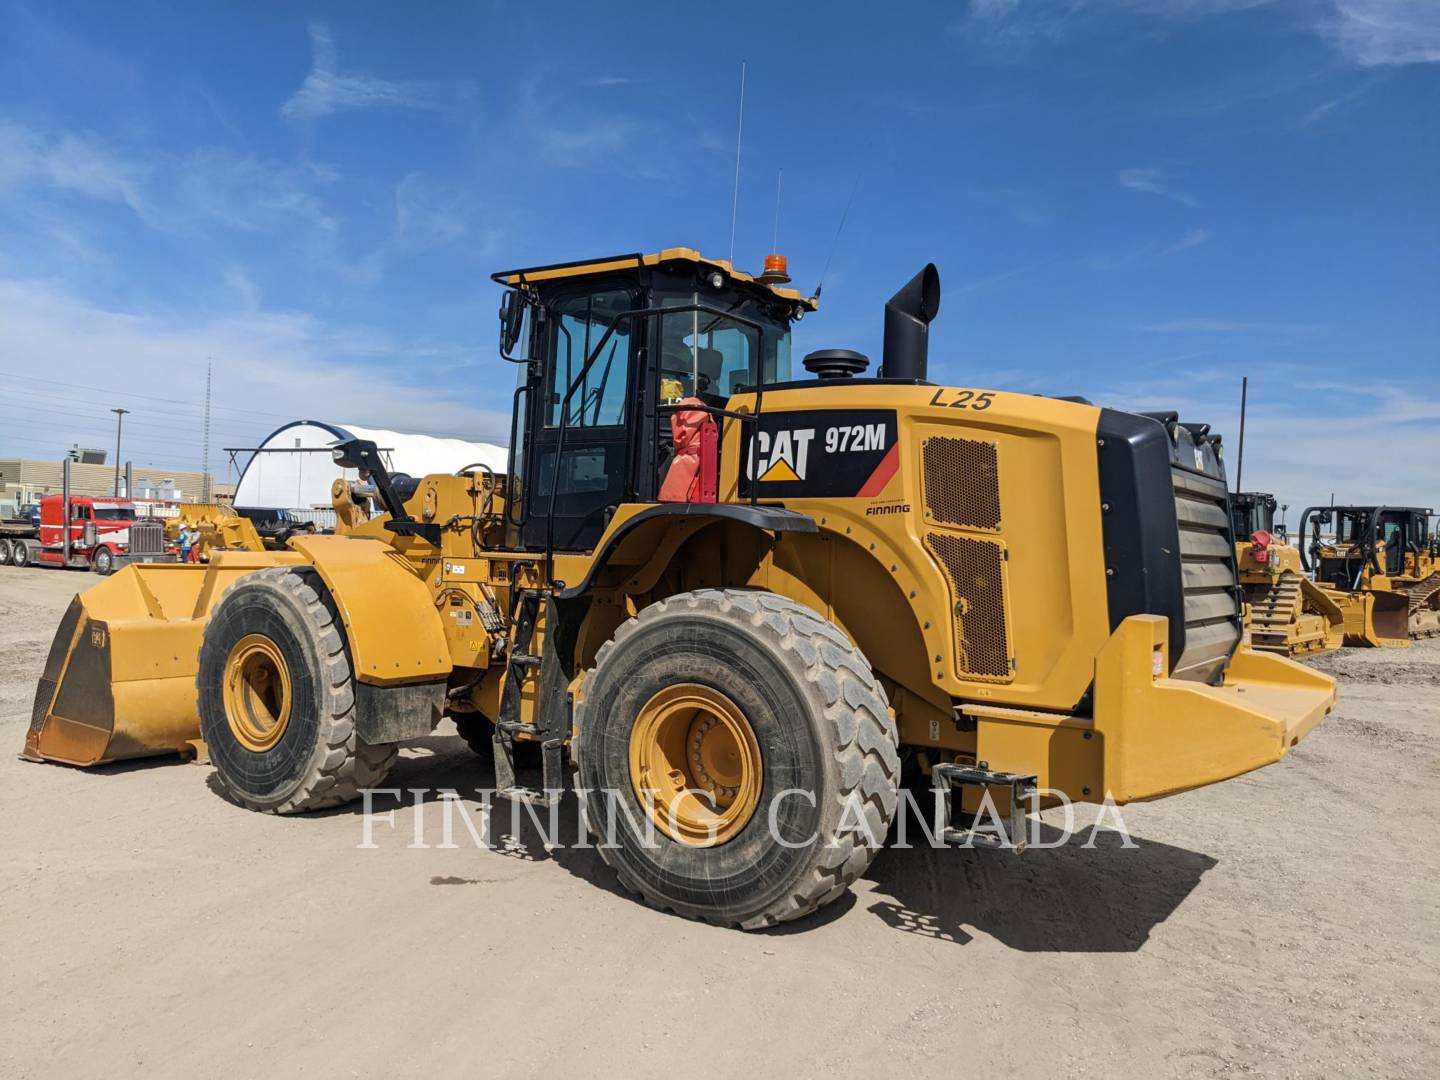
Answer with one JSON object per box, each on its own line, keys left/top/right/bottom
{"left": 860, "top": 801, "right": 1218, "bottom": 951}
{"left": 291, "top": 734, "right": 1216, "bottom": 946}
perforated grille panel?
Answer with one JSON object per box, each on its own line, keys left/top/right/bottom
{"left": 922, "top": 437, "right": 1001, "bottom": 531}
{"left": 925, "top": 533, "right": 1012, "bottom": 680}
{"left": 128, "top": 519, "right": 166, "bottom": 556}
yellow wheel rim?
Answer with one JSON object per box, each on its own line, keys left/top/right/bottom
{"left": 223, "top": 634, "right": 293, "bottom": 752}
{"left": 628, "top": 683, "right": 763, "bottom": 846}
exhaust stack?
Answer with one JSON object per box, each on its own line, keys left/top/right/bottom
{"left": 881, "top": 263, "right": 941, "bottom": 381}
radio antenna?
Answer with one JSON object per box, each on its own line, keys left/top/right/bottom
{"left": 813, "top": 162, "right": 864, "bottom": 301}
{"left": 1234, "top": 375, "right": 1248, "bottom": 494}
{"left": 772, "top": 168, "right": 783, "bottom": 252}
{"left": 728, "top": 61, "right": 746, "bottom": 266}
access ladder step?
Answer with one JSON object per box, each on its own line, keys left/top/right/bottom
{"left": 932, "top": 762, "right": 1038, "bottom": 852}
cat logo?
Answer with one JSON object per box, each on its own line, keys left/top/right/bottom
{"left": 740, "top": 409, "right": 899, "bottom": 499}
{"left": 748, "top": 428, "right": 816, "bottom": 483}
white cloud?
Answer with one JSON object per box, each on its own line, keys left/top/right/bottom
{"left": 281, "top": 20, "right": 462, "bottom": 121}
{"left": 1117, "top": 164, "right": 1198, "bottom": 206}
{"left": 0, "top": 275, "right": 511, "bottom": 461}
{"left": 1318, "top": 0, "right": 1440, "bottom": 67}
{"left": 536, "top": 119, "right": 634, "bottom": 168}
{"left": 1141, "top": 317, "right": 1326, "bottom": 334}
{"left": 1086, "top": 371, "right": 1440, "bottom": 513}
{"left": 344, "top": 172, "right": 498, "bottom": 286}
{"left": 1161, "top": 227, "right": 1210, "bottom": 254}
{"left": 951, "top": 0, "right": 1440, "bottom": 69}
{"left": 0, "top": 119, "right": 339, "bottom": 239}
{"left": 1297, "top": 79, "right": 1377, "bottom": 125}
{"left": 0, "top": 120, "right": 149, "bottom": 214}
{"left": 165, "top": 147, "right": 339, "bottom": 234}
{"left": 950, "top": 0, "right": 1076, "bottom": 58}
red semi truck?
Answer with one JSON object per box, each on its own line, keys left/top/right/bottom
{"left": 0, "top": 494, "right": 174, "bottom": 574}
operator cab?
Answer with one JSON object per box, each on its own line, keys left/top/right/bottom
{"left": 491, "top": 249, "right": 814, "bottom": 552}
{"left": 1301, "top": 505, "right": 1434, "bottom": 583}
{"left": 1230, "top": 491, "right": 1279, "bottom": 541}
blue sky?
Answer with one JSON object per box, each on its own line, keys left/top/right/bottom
{"left": 0, "top": 0, "right": 1435, "bottom": 514}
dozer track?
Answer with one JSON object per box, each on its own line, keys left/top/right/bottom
{"left": 1248, "top": 570, "right": 1338, "bottom": 657}
{"left": 1404, "top": 573, "right": 1440, "bottom": 639}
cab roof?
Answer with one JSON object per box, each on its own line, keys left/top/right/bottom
{"left": 491, "top": 247, "right": 818, "bottom": 311}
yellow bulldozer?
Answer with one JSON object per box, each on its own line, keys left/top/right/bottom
{"left": 25, "top": 248, "right": 1334, "bottom": 928}
{"left": 1299, "top": 504, "right": 1440, "bottom": 646}
{"left": 1230, "top": 492, "right": 1343, "bottom": 656}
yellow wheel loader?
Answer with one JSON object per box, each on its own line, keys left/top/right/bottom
{"left": 166, "top": 503, "right": 267, "bottom": 559}
{"left": 25, "top": 248, "right": 1335, "bottom": 929}
{"left": 1299, "top": 505, "right": 1440, "bottom": 646}
{"left": 1231, "top": 492, "right": 1343, "bottom": 656}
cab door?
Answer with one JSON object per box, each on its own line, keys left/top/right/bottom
{"left": 522, "top": 282, "right": 640, "bottom": 551}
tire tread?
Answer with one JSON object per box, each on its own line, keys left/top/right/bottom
{"left": 575, "top": 587, "right": 899, "bottom": 929}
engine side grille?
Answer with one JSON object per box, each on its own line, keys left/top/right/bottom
{"left": 1171, "top": 467, "right": 1242, "bottom": 682}
{"left": 925, "top": 533, "right": 1013, "bottom": 681}
{"left": 922, "top": 436, "right": 1001, "bottom": 531}
{"left": 128, "top": 519, "right": 166, "bottom": 556}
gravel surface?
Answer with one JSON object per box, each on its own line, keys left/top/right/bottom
{"left": 2, "top": 564, "right": 1436, "bottom": 1078}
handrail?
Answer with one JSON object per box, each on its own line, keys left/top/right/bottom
{"left": 544, "top": 302, "right": 769, "bottom": 582}
{"left": 505, "top": 381, "right": 532, "bottom": 528}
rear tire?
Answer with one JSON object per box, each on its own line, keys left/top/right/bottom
{"left": 0, "top": 540, "right": 11, "bottom": 567}
{"left": 12, "top": 540, "right": 30, "bottom": 568}
{"left": 197, "top": 566, "right": 397, "bottom": 813}
{"left": 575, "top": 588, "right": 899, "bottom": 929}
{"left": 453, "top": 712, "right": 495, "bottom": 761}
{"left": 452, "top": 712, "right": 545, "bottom": 768}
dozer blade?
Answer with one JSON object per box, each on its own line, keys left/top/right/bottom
{"left": 1329, "top": 589, "right": 1410, "bottom": 648}
{"left": 24, "top": 556, "right": 291, "bottom": 766}
{"left": 1371, "top": 591, "right": 1412, "bottom": 645}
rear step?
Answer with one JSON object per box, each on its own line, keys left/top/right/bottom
{"left": 932, "top": 762, "right": 1037, "bottom": 851}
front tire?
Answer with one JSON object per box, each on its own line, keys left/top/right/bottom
{"left": 575, "top": 589, "right": 899, "bottom": 929}
{"left": 92, "top": 546, "right": 113, "bottom": 575}
{"left": 197, "top": 567, "right": 397, "bottom": 813}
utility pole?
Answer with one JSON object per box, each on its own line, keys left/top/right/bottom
{"left": 202, "top": 360, "right": 213, "bottom": 502}
{"left": 111, "top": 408, "right": 130, "bottom": 496}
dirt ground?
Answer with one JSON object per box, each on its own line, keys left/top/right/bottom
{"left": 2, "top": 564, "right": 1437, "bottom": 1078}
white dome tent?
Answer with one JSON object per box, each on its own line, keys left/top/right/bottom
{"left": 232, "top": 420, "right": 506, "bottom": 511}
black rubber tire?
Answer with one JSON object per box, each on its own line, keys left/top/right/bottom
{"left": 12, "top": 540, "right": 30, "bottom": 568}
{"left": 453, "top": 712, "right": 496, "bottom": 761}
{"left": 197, "top": 566, "right": 397, "bottom": 813}
{"left": 0, "top": 539, "right": 11, "bottom": 567}
{"left": 574, "top": 588, "right": 900, "bottom": 929}
{"left": 91, "top": 547, "right": 113, "bottom": 576}
{"left": 452, "top": 713, "right": 545, "bottom": 768}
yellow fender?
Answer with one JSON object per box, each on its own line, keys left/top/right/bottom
{"left": 287, "top": 534, "right": 451, "bottom": 684}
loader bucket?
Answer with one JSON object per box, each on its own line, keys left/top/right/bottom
{"left": 23, "top": 557, "right": 287, "bottom": 766}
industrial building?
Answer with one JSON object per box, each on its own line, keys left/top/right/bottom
{"left": 0, "top": 458, "right": 232, "bottom": 517}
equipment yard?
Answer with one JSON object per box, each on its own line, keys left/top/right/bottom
{"left": 3, "top": 564, "right": 1436, "bottom": 1079}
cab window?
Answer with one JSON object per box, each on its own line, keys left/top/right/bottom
{"left": 547, "top": 289, "right": 632, "bottom": 428}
